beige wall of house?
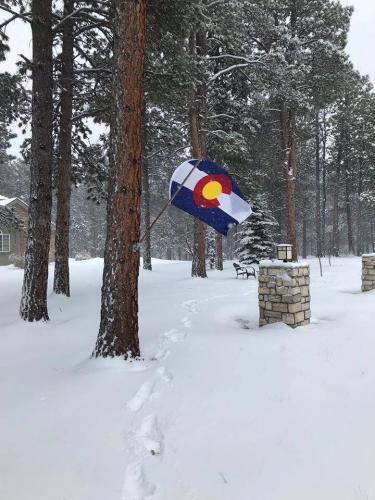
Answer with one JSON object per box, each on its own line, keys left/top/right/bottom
{"left": 0, "top": 196, "right": 55, "bottom": 266}
{"left": 0, "top": 226, "right": 24, "bottom": 265}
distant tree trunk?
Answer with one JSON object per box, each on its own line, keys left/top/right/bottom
{"left": 321, "top": 109, "right": 327, "bottom": 255}
{"left": 344, "top": 162, "right": 354, "bottom": 254}
{"left": 20, "top": 0, "right": 53, "bottom": 321}
{"left": 215, "top": 232, "right": 223, "bottom": 270}
{"left": 141, "top": 108, "right": 152, "bottom": 271}
{"left": 314, "top": 107, "right": 322, "bottom": 258}
{"left": 53, "top": 0, "right": 74, "bottom": 296}
{"left": 332, "top": 135, "right": 342, "bottom": 257}
{"left": 189, "top": 30, "right": 207, "bottom": 278}
{"left": 302, "top": 208, "right": 307, "bottom": 259}
{"left": 356, "top": 159, "right": 364, "bottom": 256}
{"left": 280, "top": 104, "right": 298, "bottom": 261}
{"left": 93, "top": 0, "right": 146, "bottom": 358}
{"left": 192, "top": 218, "right": 206, "bottom": 276}
{"left": 89, "top": 201, "right": 99, "bottom": 256}
{"left": 142, "top": 154, "right": 152, "bottom": 270}
{"left": 371, "top": 210, "right": 375, "bottom": 253}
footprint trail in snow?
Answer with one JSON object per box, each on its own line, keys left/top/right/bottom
{"left": 137, "top": 414, "right": 163, "bottom": 456}
{"left": 122, "top": 462, "right": 155, "bottom": 500}
{"left": 127, "top": 381, "right": 154, "bottom": 413}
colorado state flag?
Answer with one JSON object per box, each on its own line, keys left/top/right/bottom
{"left": 169, "top": 159, "right": 252, "bottom": 235}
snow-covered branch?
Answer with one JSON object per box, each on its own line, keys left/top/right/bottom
{"left": 209, "top": 63, "right": 251, "bottom": 82}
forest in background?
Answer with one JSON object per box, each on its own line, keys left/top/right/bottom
{"left": 0, "top": 0, "right": 374, "bottom": 265}
{"left": 0, "top": 0, "right": 374, "bottom": 356}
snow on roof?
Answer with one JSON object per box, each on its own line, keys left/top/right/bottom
{"left": 0, "top": 197, "right": 15, "bottom": 206}
{"left": 0, "top": 196, "right": 27, "bottom": 208}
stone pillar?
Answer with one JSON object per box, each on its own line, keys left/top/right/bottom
{"left": 362, "top": 254, "right": 375, "bottom": 292}
{"left": 258, "top": 262, "right": 311, "bottom": 329}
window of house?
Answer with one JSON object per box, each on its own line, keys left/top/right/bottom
{"left": 0, "top": 232, "right": 10, "bottom": 252}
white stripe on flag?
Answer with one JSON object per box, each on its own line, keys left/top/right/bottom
{"left": 217, "top": 192, "right": 252, "bottom": 224}
{"left": 170, "top": 159, "right": 252, "bottom": 224}
{"left": 169, "top": 160, "right": 206, "bottom": 195}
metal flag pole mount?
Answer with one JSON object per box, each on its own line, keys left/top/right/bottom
{"left": 135, "top": 158, "right": 204, "bottom": 251}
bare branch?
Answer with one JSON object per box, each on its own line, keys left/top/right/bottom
{"left": 53, "top": 6, "right": 109, "bottom": 33}
{"left": 0, "top": 6, "right": 32, "bottom": 25}
{"left": 206, "top": 113, "right": 234, "bottom": 120}
{"left": 74, "top": 67, "right": 112, "bottom": 75}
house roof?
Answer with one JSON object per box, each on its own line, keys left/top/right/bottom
{"left": 0, "top": 196, "right": 27, "bottom": 231}
{"left": 0, "top": 195, "right": 28, "bottom": 209}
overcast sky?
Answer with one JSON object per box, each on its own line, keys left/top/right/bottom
{"left": 0, "top": 0, "right": 374, "bottom": 156}
{"left": 341, "top": 0, "right": 375, "bottom": 82}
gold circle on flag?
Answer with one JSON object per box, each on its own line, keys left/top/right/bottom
{"left": 202, "top": 180, "right": 223, "bottom": 200}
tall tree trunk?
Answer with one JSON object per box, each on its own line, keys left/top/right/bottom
{"left": 53, "top": 0, "right": 74, "bottom": 296}
{"left": 332, "top": 135, "right": 342, "bottom": 257}
{"left": 93, "top": 0, "right": 146, "bottom": 359}
{"left": 189, "top": 30, "right": 207, "bottom": 278}
{"left": 20, "top": 0, "right": 53, "bottom": 321}
{"left": 215, "top": 232, "right": 223, "bottom": 270}
{"left": 314, "top": 107, "right": 322, "bottom": 257}
{"left": 280, "top": 104, "right": 298, "bottom": 261}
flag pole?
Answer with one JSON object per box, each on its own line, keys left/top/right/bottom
{"left": 138, "top": 158, "right": 204, "bottom": 246}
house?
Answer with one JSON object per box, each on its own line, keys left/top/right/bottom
{"left": 0, "top": 195, "right": 55, "bottom": 266}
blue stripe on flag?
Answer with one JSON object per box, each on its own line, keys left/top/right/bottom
{"left": 170, "top": 182, "right": 238, "bottom": 235}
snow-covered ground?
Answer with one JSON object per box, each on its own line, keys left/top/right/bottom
{"left": 1, "top": 257, "right": 375, "bottom": 500}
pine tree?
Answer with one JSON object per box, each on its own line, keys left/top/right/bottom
{"left": 236, "top": 197, "right": 278, "bottom": 265}
{"left": 20, "top": 0, "right": 54, "bottom": 322}
{"left": 53, "top": 0, "right": 75, "bottom": 297}
{"left": 93, "top": 0, "right": 146, "bottom": 359}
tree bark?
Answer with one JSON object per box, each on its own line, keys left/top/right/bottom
{"left": 93, "top": 0, "right": 146, "bottom": 358}
{"left": 189, "top": 30, "right": 207, "bottom": 278}
{"left": 280, "top": 104, "right": 298, "bottom": 261}
{"left": 53, "top": 0, "right": 74, "bottom": 296}
{"left": 192, "top": 218, "right": 206, "bottom": 276}
{"left": 215, "top": 232, "right": 223, "bottom": 270}
{"left": 20, "top": 0, "right": 53, "bottom": 321}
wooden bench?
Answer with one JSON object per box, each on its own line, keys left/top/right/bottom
{"left": 233, "top": 262, "right": 256, "bottom": 279}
